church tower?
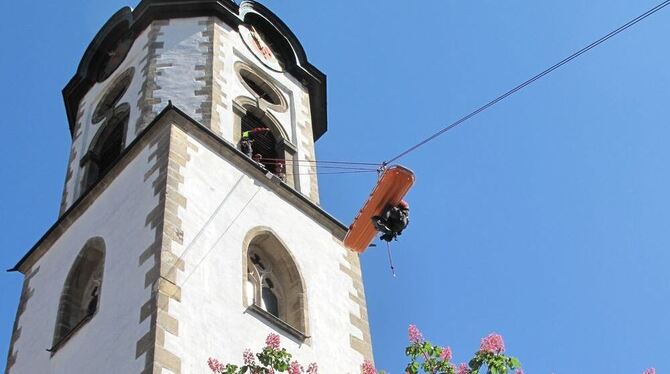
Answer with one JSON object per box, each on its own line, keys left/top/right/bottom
{"left": 5, "top": 1, "right": 373, "bottom": 373}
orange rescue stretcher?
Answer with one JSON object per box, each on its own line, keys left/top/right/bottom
{"left": 343, "top": 165, "right": 415, "bottom": 253}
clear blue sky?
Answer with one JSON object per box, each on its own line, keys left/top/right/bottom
{"left": 1, "top": 1, "right": 669, "bottom": 372}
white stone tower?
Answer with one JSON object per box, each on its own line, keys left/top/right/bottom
{"left": 5, "top": 1, "right": 373, "bottom": 373}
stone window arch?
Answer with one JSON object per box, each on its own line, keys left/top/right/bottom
{"left": 235, "top": 62, "right": 287, "bottom": 112}
{"left": 233, "top": 97, "right": 298, "bottom": 188}
{"left": 92, "top": 67, "right": 134, "bottom": 124}
{"left": 51, "top": 237, "right": 105, "bottom": 351}
{"left": 80, "top": 103, "right": 129, "bottom": 191}
{"left": 243, "top": 228, "right": 308, "bottom": 339}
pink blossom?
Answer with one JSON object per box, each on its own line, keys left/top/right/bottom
{"left": 515, "top": 370, "right": 524, "bottom": 374}
{"left": 265, "top": 333, "right": 281, "bottom": 349}
{"left": 456, "top": 363, "right": 470, "bottom": 374}
{"left": 643, "top": 369, "right": 656, "bottom": 374}
{"left": 361, "top": 359, "right": 377, "bottom": 374}
{"left": 479, "top": 333, "right": 505, "bottom": 354}
{"left": 268, "top": 369, "right": 275, "bottom": 374}
{"left": 408, "top": 324, "right": 424, "bottom": 344}
{"left": 440, "top": 346, "right": 453, "bottom": 362}
{"left": 243, "top": 349, "right": 255, "bottom": 365}
{"left": 207, "top": 357, "right": 226, "bottom": 373}
{"left": 289, "top": 360, "right": 304, "bottom": 374}
{"left": 306, "top": 362, "right": 319, "bottom": 374}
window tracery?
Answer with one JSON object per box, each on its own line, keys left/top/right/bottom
{"left": 92, "top": 68, "right": 134, "bottom": 124}
{"left": 248, "top": 251, "right": 282, "bottom": 318}
{"left": 80, "top": 67, "right": 134, "bottom": 194}
{"left": 81, "top": 104, "right": 129, "bottom": 192}
{"left": 244, "top": 230, "right": 307, "bottom": 339}
{"left": 51, "top": 237, "right": 105, "bottom": 352}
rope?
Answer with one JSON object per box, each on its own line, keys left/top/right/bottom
{"left": 262, "top": 161, "right": 377, "bottom": 171}
{"left": 162, "top": 176, "right": 246, "bottom": 290}
{"left": 256, "top": 157, "right": 381, "bottom": 167}
{"left": 175, "top": 186, "right": 262, "bottom": 292}
{"left": 384, "top": 0, "right": 670, "bottom": 164}
{"left": 386, "top": 241, "right": 396, "bottom": 277}
{"left": 285, "top": 170, "right": 378, "bottom": 176}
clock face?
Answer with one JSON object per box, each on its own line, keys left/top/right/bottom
{"left": 239, "top": 24, "right": 283, "bottom": 72}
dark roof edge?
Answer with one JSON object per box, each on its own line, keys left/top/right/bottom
{"left": 239, "top": 1, "right": 327, "bottom": 140}
{"left": 11, "top": 104, "right": 345, "bottom": 273}
{"left": 9, "top": 104, "right": 176, "bottom": 273}
{"left": 62, "top": 0, "right": 327, "bottom": 142}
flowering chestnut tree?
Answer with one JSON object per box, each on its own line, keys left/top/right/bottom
{"left": 208, "top": 326, "right": 656, "bottom": 374}
{"left": 397, "top": 325, "right": 522, "bottom": 374}
{"left": 207, "top": 333, "right": 318, "bottom": 374}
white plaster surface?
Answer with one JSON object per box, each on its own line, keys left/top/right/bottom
{"left": 165, "top": 128, "right": 366, "bottom": 373}
{"left": 63, "top": 16, "right": 322, "bottom": 213}
{"left": 9, "top": 142, "right": 162, "bottom": 374}
{"left": 153, "top": 18, "right": 210, "bottom": 122}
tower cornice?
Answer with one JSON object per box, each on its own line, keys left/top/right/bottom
{"left": 62, "top": 0, "right": 327, "bottom": 142}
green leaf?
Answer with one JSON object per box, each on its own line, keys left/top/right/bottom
{"left": 422, "top": 342, "right": 431, "bottom": 351}
{"left": 405, "top": 362, "right": 419, "bottom": 374}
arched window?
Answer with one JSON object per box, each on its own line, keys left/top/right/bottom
{"left": 52, "top": 237, "right": 105, "bottom": 351}
{"left": 234, "top": 63, "right": 295, "bottom": 184}
{"left": 244, "top": 230, "right": 307, "bottom": 339}
{"left": 238, "top": 68, "right": 286, "bottom": 111}
{"left": 248, "top": 253, "right": 282, "bottom": 318}
{"left": 92, "top": 68, "right": 134, "bottom": 124}
{"left": 81, "top": 104, "right": 129, "bottom": 191}
{"left": 241, "top": 110, "right": 285, "bottom": 173}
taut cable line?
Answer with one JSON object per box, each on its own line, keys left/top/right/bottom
{"left": 285, "top": 170, "right": 378, "bottom": 176}
{"left": 384, "top": 0, "right": 670, "bottom": 165}
{"left": 262, "top": 161, "right": 378, "bottom": 171}
{"left": 255, "top": 156, "right": 380, "bottom": 167}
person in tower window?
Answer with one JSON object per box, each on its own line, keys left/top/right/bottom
{"left": 252, "top": 153, "right": 264, "bottom": 166}
{"left": 372, "top": 200, "right": 410, "bottom": 242}
{"left": 274, "top": 161, "right": 286, "bottom": 181}
{"left": 240, "top": 127, "right": 270, "bottom": 158}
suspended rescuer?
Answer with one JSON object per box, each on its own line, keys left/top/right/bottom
{"left": 372, "top": 200, "right": 410, "bottom": 242}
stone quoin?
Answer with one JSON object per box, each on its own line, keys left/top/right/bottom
{"left": 5, "top": 1, "right": 373, "bottom": 373}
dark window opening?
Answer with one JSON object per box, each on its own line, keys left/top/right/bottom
{"left": 97, "top": 124, "right": 124, "bottom": 175}
{"left": 83, "top": 110, "right": 128, "bottom": 191}
{"left": 250, "top": 253, "right": 265, "bottom": 270}
{"left": 262, "top": 282, "right": 279, "bottom": 318}
{"left": 241, "top": 112, "right": 284, "bottom": 174}
{"left": 51, "top": 239, "right": 105, "bottom": 353}
{"left": 92, "top": 68, "right": 134, "bottom": 124}
{"left": 239, "top": 69, "right": 283, "bottom": 107}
